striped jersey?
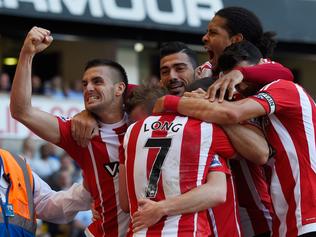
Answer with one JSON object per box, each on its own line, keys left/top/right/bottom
{"left": 230, "top": 159, "right": 273, "bottom": 237}
{"left": 250, "top": 79, "right": 316, "bottom": 237}
{"left": 57, "top": 115, "right": 130, "bottom": 237}
{"left": 208, "top": 166, "right": 242, "bottom": 237}
{"left": 123, "top": 114, "right": 235, "bottom": 236}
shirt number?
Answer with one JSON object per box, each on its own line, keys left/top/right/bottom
{"left": 144, "top": 138, "right": 172, "bottom": 198}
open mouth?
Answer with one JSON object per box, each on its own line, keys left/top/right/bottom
{"left": 86, "top": 95, "right": 100, "bottom": 103}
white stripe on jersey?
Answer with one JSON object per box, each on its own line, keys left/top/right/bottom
{"left": 162, "top": 215, "right": 182, "bottom": 237}
{"left": 270, "top": 163, "right": 288, "bottom": 236}
{"left": 88, "top": 143, "right": 106, "bottom": 237}
{"left": 160, "top": 116, "right": 187, "bottom": 235}
{"left": 239, "top": 160, "right": 272, "bottom": 229}
{"left": 208, "top": 209, "right": 219, "bottom": 237}
{"left": 296, "top": 84, "right": 316, "bottom": 173}
{"left": 101, "top": 128, "right": 129, "bottom": 237}
{"left": 230, "top": 174, "right": 242, "bottom": 237}
{"left": 270, "top": 114, "right": 303, "bottom": 232}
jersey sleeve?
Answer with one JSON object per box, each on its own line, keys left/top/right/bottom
{"left": 212, "top": 125, "right": 236, "bottom": 159}
{"left": 208, "top": 154, "right": 231, "bottom": 175}
{"left": 56, "top": 116, "right": 83, "bottom": 165}
{"left": 236, "top": 60, "right": 294, "bottom": 85}
{"left": 249, "top": 80, "right": 298, "bottom": 115}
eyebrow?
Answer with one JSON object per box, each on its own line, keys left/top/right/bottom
{"left": 160, "top": 63, "right": 187, "bottom": 70}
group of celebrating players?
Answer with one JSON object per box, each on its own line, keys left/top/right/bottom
{"left": 8, "top": 5, "right": 316, "bottom": 237}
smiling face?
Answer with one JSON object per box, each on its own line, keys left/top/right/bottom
{"left": 82, "top": 66, "right": 124, "bottom": 116}
{"left": 202, "top": 15, "right": 236, "bottom": 73}
{"left": 160, "top": 52, "right": 195, "bottom": 96}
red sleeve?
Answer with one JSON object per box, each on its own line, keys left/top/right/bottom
{"left": 236, "top": 60, "right": 294, "bottom": 85}
{"left": 56, "top": 116, "right": 84, "bottom": 166}
{"left": 208, "top": 154, "right": 231, "bottom": 175}
{"left": 212, "top": 125, "right": 236, "bottom": 159}
{"left": 249, "top": 80, "right": 298, "bottom": 115}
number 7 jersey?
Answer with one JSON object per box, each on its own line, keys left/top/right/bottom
{"left": 123, "top": 114, "right": 235, "bottom": 236}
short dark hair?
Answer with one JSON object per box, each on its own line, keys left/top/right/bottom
{"left": 125, "top": 85, "right": 168, "bottom": 115}
{"left": 218, "top": 41, "right": 263, "bottom": 72}
{"left": 216, "top": 7, "right": 276, "bottom": 58}
{"left": 186, "top": 77, "right": 216, "bottom": 92}
{"left": 84, "top": 59, "right": 128, "bottom": 88}
{"left": 159, "top": 41, "right": 198, "bottom": 69}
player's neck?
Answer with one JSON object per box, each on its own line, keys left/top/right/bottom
{"left": 98, "top": 109, "right": 124, "bottom": 124}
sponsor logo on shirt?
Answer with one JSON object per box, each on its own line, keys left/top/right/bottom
{"left": 59, "top": 116, "right": 71, "bottom": 122}
{"left": 254, "top": 92, "right": 276, "bottom": 114}
{"left": 210, "top": 154, "right": 222, "bottom": 168}
{"left": 104, "top": 161, "right": 119, "bottom": 177}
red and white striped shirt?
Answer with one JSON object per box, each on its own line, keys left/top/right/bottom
{"left": 250, "top": 79, "right": 316, "bottom": 237}
{"left": 57, "top": 115, "right": 130, "bottom": 237}
{"left": 208, "top": 168, "right": 242, "bottom": 237}
{"left": 230, "top": 159, "right": 273, "bottom": 237}
{"left": 123, "top": 114, "right": 235, "bottom": 236}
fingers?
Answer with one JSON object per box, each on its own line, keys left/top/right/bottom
{"left": 30, "top": 26, "right": 52, "bottom": 44}
{"left": 206, "top": 82, "right": 220, "bottom": 102}
{"left": 217, "top": 79, "right": 230, "bottom": 102}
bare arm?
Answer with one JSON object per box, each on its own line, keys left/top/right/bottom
{"left": 132, "top": 171, "right": 226, "bottom": 232}
{"left": 10, "top": 27, "right": 60, "bottom": 144}
{"left": 153, "top": 95, "right": 266, "bottom": 125}
{"left": 222, "top": 124, "right": 269, "bottom": 165}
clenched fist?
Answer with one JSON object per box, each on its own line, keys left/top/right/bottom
{"left": 21, "top": 26, "right": 53, "bottom": 55}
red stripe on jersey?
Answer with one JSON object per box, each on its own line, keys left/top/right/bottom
{"left": 126, "top": 120, "right": 144, "bottom": 215}
{"left": 178, "top": 119, "right": 201, "bottom": 235}
{"left": 114, "top": 124, "right": 128, "bottom": 165}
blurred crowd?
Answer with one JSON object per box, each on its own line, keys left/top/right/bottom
{"left": 0, "top": 71, "right": 83, "bottom": 100}
{"left": 21, "top": 136, "right": 92, "bottom": 237}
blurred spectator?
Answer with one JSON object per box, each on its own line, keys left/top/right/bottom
{"left": 66, "top": 79, "right": 83, "bottom": 100}
{"left": 32, "top": 74, "right": 44, "bottom": 95}
{"left": 44, "top": 75, "right": 67, "bottom": 99}
{"left": 0, "top": 72, "right": 11, "bottom": 92}
{"left": 30, "top": 142, "right": 60, "bottom": 180}
{"left": 20, "top": 135, "right": 37, "bottom": 163}
{"left": 59, "top": 152, "right": 81, "bottom": 183}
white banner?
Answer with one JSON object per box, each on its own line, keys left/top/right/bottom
{"left": 0, "top": 93, "right": 84, "bottom": 139}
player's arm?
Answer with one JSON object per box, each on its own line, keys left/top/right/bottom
{"left": 119, "top": 164, "right": 129, "bottom": 212}
{"left": 153, "top": 95, "right": 266, "bottom": 125}
{"left": 33, "top": 172, "right": 92, "bottom": 224}
{"left": 10, "top": 27, "right": 60, "bottom": 144}
{"left": 222, "top": 124, "right": 269, "bottom": 164}
{"left": 207, "top": 62, "right": 293, "bottom": 102}
{"left": 132, "top": 171, "right": 226, "bottom": 233}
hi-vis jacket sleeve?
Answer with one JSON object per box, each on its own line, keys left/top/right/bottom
{"left": 33, "top": 172, "right": 92, "bottom": 224}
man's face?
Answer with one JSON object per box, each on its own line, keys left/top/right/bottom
{"left": 82, "top": 66, "right": 123, "bottom": 114}
{"left": 160, "top": 52, "right": 195, "bottom": 96}
{"left": 202, "top": 15, "right": 234, "bottom": 72}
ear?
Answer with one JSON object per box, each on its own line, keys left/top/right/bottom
{"left": 231, "top": 33, "right": 244, "bottom": 44}
{"left": 115, "top": 82, "right": 126, "bottom": 97}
